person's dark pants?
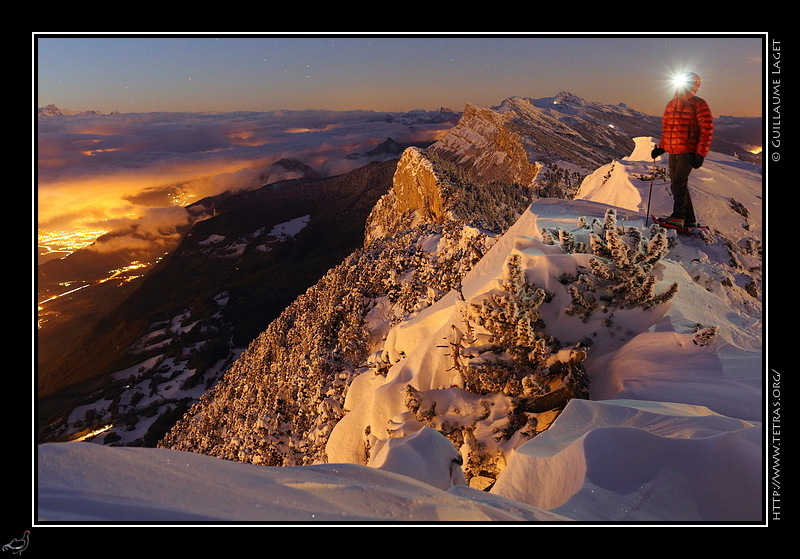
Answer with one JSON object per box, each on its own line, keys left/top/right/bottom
{"left": 668, "top": 152, "right": 696, "bottom": 225}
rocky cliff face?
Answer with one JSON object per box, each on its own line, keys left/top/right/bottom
{"left": 423, "top": 95, "right": 646, "bottom": 199}
{"left": 391, "top": 147, "right": 451, "bottom": 225}
{"left": 427, "top": 102, "right": 542, "bottom": 189}
{"left": 366, "top": 94, "right": 647, "bottom": 245}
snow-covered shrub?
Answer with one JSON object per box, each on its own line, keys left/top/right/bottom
{"left": 693, "top": 325, "right": 717, "bottom": 346}
{"left": 631, "top": 163, "right": 667, "bottom": 183}
{"left": 561, "top": 208, "right": 678, "bottom": 322}
{"left": 366, "top": 220, "right": 495, "bottom": 322}
{"left": 399, "top": 209, "right": 683, "bottom": 486}
{"left": 400, "top": 254, "right": 590, "bottom": 485}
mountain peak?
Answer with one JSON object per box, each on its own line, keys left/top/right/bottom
{"left": 552, "top": 91, "right": 587, "bottom": 105}
{"left": 38, "top": 104, "right": 64, "bottom": 116}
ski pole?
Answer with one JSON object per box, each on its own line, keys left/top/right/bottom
{"left": 645, "top": 158, "right": 656, "bottom": 226}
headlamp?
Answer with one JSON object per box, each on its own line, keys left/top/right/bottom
{"left": 672, "top": 73, "right": 690, "bottom": 90}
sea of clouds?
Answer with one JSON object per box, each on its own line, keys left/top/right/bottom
{"left": 36, "top": 109, "right": 453, "bottom": 244}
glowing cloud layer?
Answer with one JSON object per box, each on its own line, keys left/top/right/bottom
{"left": 36, "top": 109, "right": 453, "bottom": 242}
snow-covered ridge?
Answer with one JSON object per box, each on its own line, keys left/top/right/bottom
{"left": 325, "top": 138, "right": 761, "bottom": 505}
{"left": 39, "top": 132, "right": 762, "bottom": 522}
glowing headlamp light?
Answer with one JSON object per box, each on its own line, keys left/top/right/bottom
{"left": 672, "top": 73, "right": 690, "bottom": 89}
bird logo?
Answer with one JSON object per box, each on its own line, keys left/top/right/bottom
{"left": 2, "top": 531, "right": 29, "bottom": 555}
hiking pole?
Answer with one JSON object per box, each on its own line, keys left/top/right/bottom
{"left": 645, "top": 157, "right": 657, "bottom": 226}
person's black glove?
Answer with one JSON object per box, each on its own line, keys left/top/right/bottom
{"left": 691, "top": 153, "right": 704, "bottom": 168}
{"left": 651, "top": 147, "right": 665, "bottom": 159}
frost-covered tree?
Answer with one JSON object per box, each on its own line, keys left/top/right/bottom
{"left": 531, "top": 163, "right": 586, "bottom": 199}
{"left": 560, "top": 208, "right": 679, "bottom": 322}
{"left": 459, "top": 255, "right": 590, "bottom": 406}
{"left": 425, "top": 151, "right": 536, "bottom": 234}
{"left": 401, "top": 253, "right": 590, "bottom": 485}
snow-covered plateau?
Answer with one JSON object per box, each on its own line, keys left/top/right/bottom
{"left": 37, "top": 138, "right": 764, "bottom": 525}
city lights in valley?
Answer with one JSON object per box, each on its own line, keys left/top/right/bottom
{"left": 38, "top": 229, "right": 109, "bottom": 258}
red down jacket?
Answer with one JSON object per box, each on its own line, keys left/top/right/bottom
{"left": 658, "top": 73, "right": 714, "bottom": 157}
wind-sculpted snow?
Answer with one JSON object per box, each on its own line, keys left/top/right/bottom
{"left": 38, "top": 396, "right": 760, "bottom": 522}
{"left": 37, "top": 440, "right": 569, "bottom": 522}
{"left": 323, "top": 137, "right": 762, "bottom": 521}
{"left": 492, "top": 398, "right": 761, "bottom": 522}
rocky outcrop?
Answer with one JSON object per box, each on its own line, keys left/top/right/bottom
{"left": 391, "top": 147, "right": 451, "bottom": 224}
{"left": 427, "top": 102, "right": 542, "bottom": 188}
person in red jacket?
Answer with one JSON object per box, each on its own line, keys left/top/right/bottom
{"left": 651, "top": 72, "right": 714, "bottom": 228}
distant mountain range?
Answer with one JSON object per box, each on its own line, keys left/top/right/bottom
{"left": 37, "top": 103, "right": 114, "bottom": 117}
